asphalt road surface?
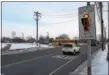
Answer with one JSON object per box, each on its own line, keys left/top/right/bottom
{"left": 1, "top": 44, "right": 101, "bottom": 75}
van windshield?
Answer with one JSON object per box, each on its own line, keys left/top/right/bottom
{"left": 63, "top": 44, "right": 73, "bottom": 48}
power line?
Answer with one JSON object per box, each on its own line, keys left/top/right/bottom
{"left": 41, "top": 12, "right": 77, "bottom": 19}
{"left": 41, "top": 10, "right": 77, "bottom": 14}
{"left": 41, "top": 20, "right": 74, "bottom": 25}
{"left": 42, "top": 12, "right": 77, "bottom": 16}
{"left": 41, "top": 15, "right": 77, "bottom": 18}
{"left": 42, "top": 14, "right": 77, "bottom": 17}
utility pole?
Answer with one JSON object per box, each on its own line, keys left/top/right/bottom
{"left": 107, "top": 2, "right": 109, "bottom": 61}
{"left": 34, "top": 11, "right": 41, "bottom": 46}
{"left": 47, "top": 32, "right": 49, "bottom": 38}
{"left": 22, "top": 33, "right": 24, "bottom": 39}
{"left": 99, "top": 2, "right": 104, "bottom": 51}
{"left": 47, "top": 32, "right": 50, "bottom": 44}
{"left": 87, "top": 2, "right": 92, "bottom": 75}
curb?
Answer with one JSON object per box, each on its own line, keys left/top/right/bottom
{"left": 69, "top": 45, "right": 101, "bottom": 75}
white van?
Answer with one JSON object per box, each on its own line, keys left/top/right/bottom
{"left": 62, "top": 43, "right": 80, "bottom": 55}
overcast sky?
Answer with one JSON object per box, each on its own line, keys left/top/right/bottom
{"left": 1, "top": 2, "right": 108, "bottom": 39}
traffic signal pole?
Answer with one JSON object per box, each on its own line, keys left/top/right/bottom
{"left": 87, "top": 2, "right": 92, "bottom": 75}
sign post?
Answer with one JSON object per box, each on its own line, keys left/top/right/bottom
{"left": 79, "top": 3, "right": 96, "bottom": 75}
{"left": 87, "top": 39, "right": 92, "bottom": 75}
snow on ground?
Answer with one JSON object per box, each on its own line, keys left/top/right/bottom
{"left": 1, "top": 43, "right": 8, "bottom": 48}
{"left": 10, "top": 43, "right": 37, "bottom": 50}
{"left": 1, "top": 43, "right": 54, "bottom": 50}
{"left": 39, "top": 44, "right": 54, "bottom": 48}
{"left": 1, "top": 43, "right": 55, "bottom": 55}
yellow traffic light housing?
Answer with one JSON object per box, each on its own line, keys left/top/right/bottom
{"left": 81, "top": 12, "right": 91, "bottom": 32}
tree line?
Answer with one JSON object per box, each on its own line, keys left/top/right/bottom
{"left": 1, "top": 34, "right": 70, "bottom": 43}
{"left": 1, "top": 37, "right": 35, "bottom": 43}
{"left": 1, "top": 36, "right": 53, "bottom": 44}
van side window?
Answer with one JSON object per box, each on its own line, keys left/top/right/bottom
{"left": 63, "top": 44, "right": 73, "bottom": 48}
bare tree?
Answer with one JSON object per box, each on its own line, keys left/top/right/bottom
{"left": 57, "top": 34, "right": 69, "bottom": 39}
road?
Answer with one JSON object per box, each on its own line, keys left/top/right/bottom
{"left": 1, "top": 44, "right": 101, "bottom": 75}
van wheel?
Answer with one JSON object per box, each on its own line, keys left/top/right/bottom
{"left": 77, "top": 49, "right": 80, "bottom": 53}
{"left": 77, "top": 50, "right": 80, "bottom": 54}
{"left": 63, "top": 52, "right": 66, "bottom": 55}
{"left": 73, "top": 50, "right": 76, "bottom": 55}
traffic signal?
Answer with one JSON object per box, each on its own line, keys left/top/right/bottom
{"left": 81, "top": 12, "right": 90, "bottom": 32}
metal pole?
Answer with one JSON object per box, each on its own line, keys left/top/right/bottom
{"left": 36, "top": 12, "right": 38, "bottom": 46}
{"left": 107, "top": 2, "right": 109, "bottom": 61}
{"left": 87, "top": 2, "right": 92, "bottom": 75}
{"left": 104, "top": 27, "right": 106, "bottom": 42}
{"left": 99, "top": 2, "right": 104, "bottom": 51}
{"left": 87, "top": 40, "right": 92, "bottom": 75}
{"left": 34, "top": 11, "right": 41, "bottom": 46}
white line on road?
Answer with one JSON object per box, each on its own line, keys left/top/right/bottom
{"left": 48, "top": 58, "right": 75, "bottom": 75}
{"left": 2, "top": 53, "right": 57, "bottom": 68}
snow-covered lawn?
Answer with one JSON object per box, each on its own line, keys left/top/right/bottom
{"left": 1, "top": 43, "right": 55, "bottom": 55}
{"left": 39, "top": 44, "right": 54, "bottom": 48}
{"left": 10, "top": 43, "right": 37, "bottom": 50}
{"left": 1, "top": 43, "right": 54, "bottom": 50}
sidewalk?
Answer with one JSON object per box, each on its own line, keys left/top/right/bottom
{"left": 71, "top": 44, "right": 108, "bottom": 75}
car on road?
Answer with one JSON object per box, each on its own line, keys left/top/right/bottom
{"left": 62, "top": 43, "right": 80, "bottom": 55}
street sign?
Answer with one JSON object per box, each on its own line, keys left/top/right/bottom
{"left": 79, "top": 5, "right": 96, "bottom": 39}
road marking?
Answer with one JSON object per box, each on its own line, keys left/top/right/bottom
{"left": 52, "top": 55, "right": 65, "bottom": 59}
{"left": 48, "top": 58, "right": 74, "bottom": 75}
{"left": 2, "top": 53, "right": 56, "bottom": 68}
{"left": 52, "top": 55, "right": 76, "bottom": 60}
